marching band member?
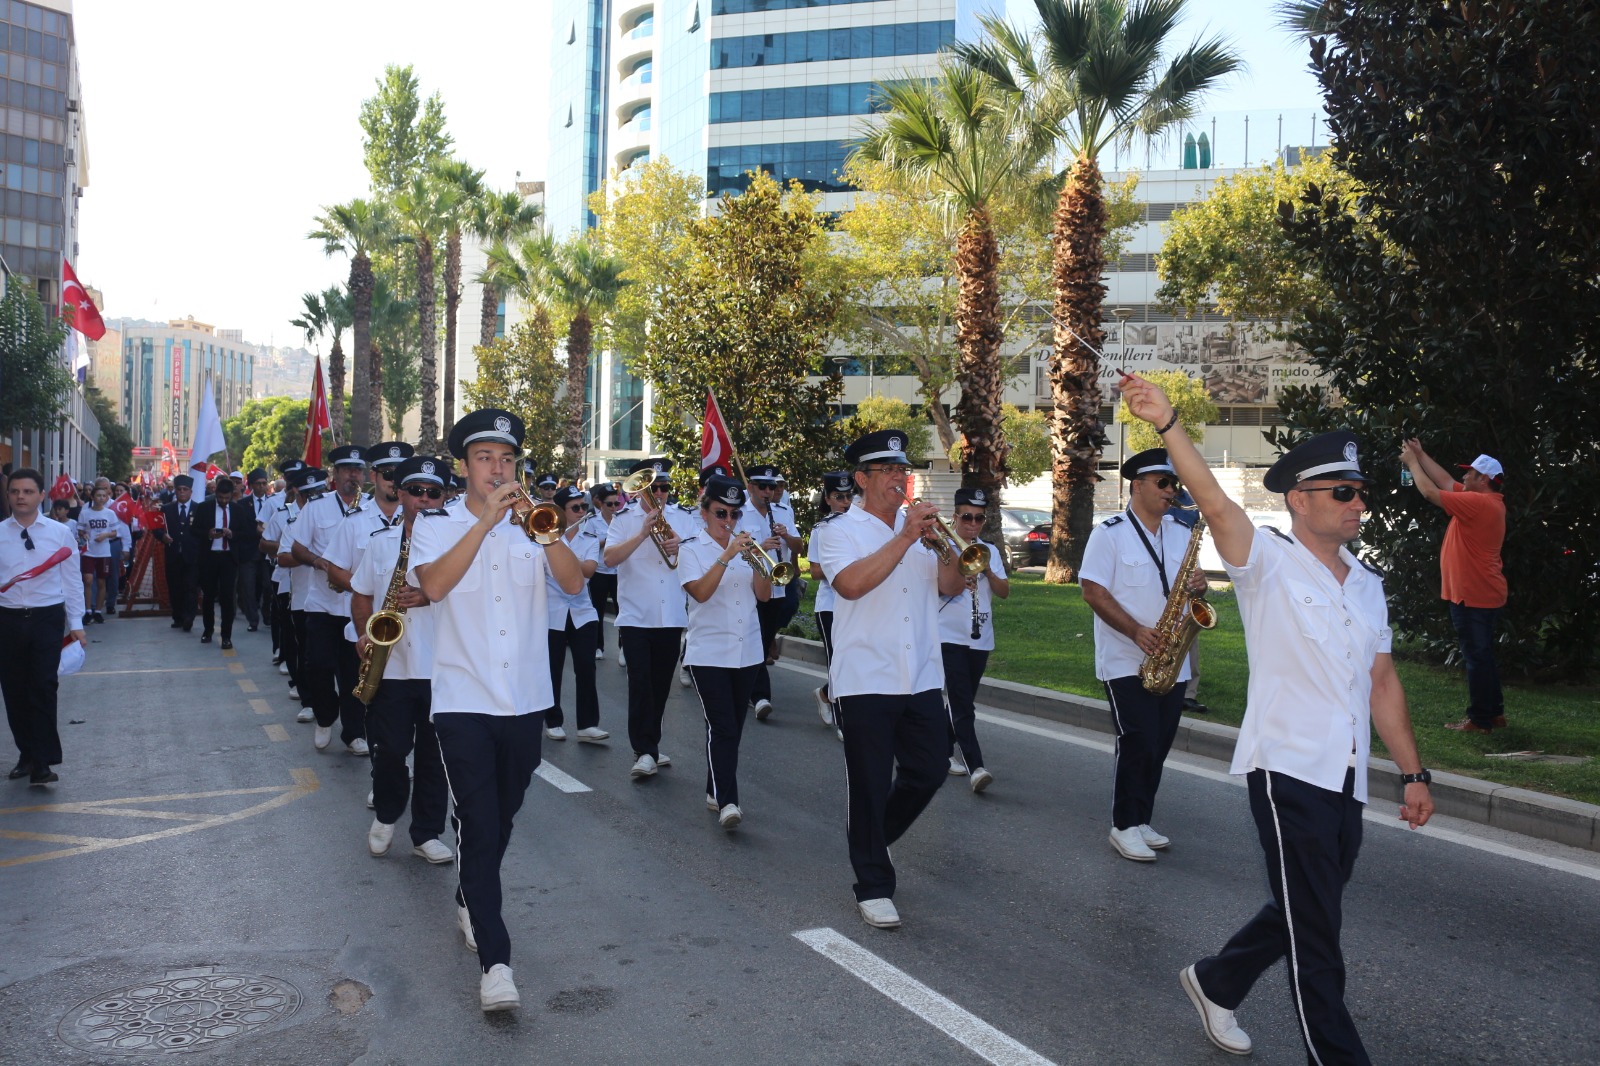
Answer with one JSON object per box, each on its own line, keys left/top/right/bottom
{"left": 811, "top": 430, "right": 965, "bottom": 929}
{"left": 584, "top": 483, "right": 620, "bottom": 660}
{"left": 1122, "top": 375, "right": 1433, "bottom": 1063}
{"left": 808, "top": 470, "right": 853, "bottom": 737}
{"left": 275, "top": 467, "right": 326, "bottom": 719}
{"left": 350, "top": 453, "right": 451, "bottom": 865}
{"left": 1079, "top": 448, "right": 1203, "bottom": 861}
{"left": 409, "top": 408, "right": 584, "bottom": 1012}
{"left": 544, "top": 486, "right": 609, "bottom": 743}
{"left": 938, "top": 487, "right": 1008, "bottom": 792}
{"left": 739, "top": 464, "right": 801, "bottom": 720}
{"left": 603, "top": 457, "right": 696, "bottom": 781}
{"left": 679, "top": 474, "right": 772, "bottom": 829}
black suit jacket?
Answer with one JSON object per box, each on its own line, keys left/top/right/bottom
{"left": 191, "top": 499, "right": 256, "bottom": 562}
{"left": 161, "top": 500, "right": 203, "bottom": 561}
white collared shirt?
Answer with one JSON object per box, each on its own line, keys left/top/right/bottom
{"left": 299, "top": 492, "right": 363, "bottom": 614}
{"left": 282, "top": 521, "right": 315, "bottom": 609}
{"left": 738, "top": 498, "right": 795, "bottom": 565}
{"left": 584, "top": 512, "right": 617, "bottom": 575}
{"left": 808, "top": 520, "right": 839, "bottom": 615}
{"left": 78, "top": 505, "right": 131, "bottom": 559}
{"left": 208, "top": 499, "right": 233, "bottom": 551}
{"left": 546, "top": 525, "right": 601, "bottom": 630}
{"left": 262, "top": 502, "right": 297, "bottom": 590}
{"left": 1225, "top": 526, "right": 1392, "bottom": 802}
{"left": 935, "top": 538, "right": 1007, "bottom": 650}
{"left": 1078, "top": 512, "right": 1196, "bottom": 683}
{"left": 408, "top": 506, "right": 552, "bottom": 717}
{"left": 678, "top": 535, "right": 763, "bottom": 668}
{"left": 0, "top": 515, "right": 85, "bottom": 617}
{"left": 327, "top": 504, "right": 407, "bottom": 635}
{"left": 812, "top": 505, "right": 944, "bottom": 699}
{"left": 349, "top": 522, "right": 436, "bottom": 680}
{"left": 608, "top": 501, "right": 697, "bottom": 628}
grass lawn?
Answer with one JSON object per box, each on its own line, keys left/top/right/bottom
{"left": 787, "top": 568, "right": 1600, "bottom": 805}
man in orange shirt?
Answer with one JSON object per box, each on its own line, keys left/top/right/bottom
{"left": 1400, "top": 441, "right": 1508, "bottom": 733}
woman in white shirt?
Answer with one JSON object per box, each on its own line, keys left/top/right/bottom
{"left": 544, "top": 487, "right": 609, "bottom": 743}
{"left": 937, "top": 488, "right": 1009, "bottom": 793}
{"left": 679, "top": 474, "right": 773, "bottom": 829}
{"left": 806, "top": 470, "right": 853, "bottom": 737}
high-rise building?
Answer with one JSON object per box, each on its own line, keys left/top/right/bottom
{"left": 115, "top": 317, "right": 257, "bottom": 457}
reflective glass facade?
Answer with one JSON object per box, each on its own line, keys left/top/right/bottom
{"left": 712, "top": 0, "right": 880, "bottom": 12}
{"left": 708, "top": 140, "right": 853, "bottom": 195}
{"left": 711, "top": 21, "right": 954, "bottom": 69}
{"left": 710, "top": 81, "right": 887, "bottom": 123}
{"left": 0, "top": 0, "right": 71, "bottom": 280}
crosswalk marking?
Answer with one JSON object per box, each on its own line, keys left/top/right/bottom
{"left": 534, "top": 761, "right": 592, "bottom": 794}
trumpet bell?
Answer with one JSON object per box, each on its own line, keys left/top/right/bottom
{"left": 620, "top": 469, "right": 657, "bottom": 495}
{"left": 513, "top": 500, "right": 566, "bottom": 545}
{"left": 958, "top": 543, "right": 990, "bottom": 577}
{"left": 769, "top": 560, "right": 797, "bottom": 585}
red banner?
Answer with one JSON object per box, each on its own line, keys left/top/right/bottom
{"left": 701, "top": 390, "right": 736, "bottom": 478}
{"left": 305, "top": 356, "right": 330, "bottom": 467}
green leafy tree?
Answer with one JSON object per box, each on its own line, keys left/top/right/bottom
{"left": 236, "top": 397, "right": 311, "bottom": 476}
{"left": 463, "top": 321, "right": 564, "bottom": 474}
{"left": 1274, "top": 0, "right": 1600, "bottom": 677}
{"left": 539, "top": 237, "right": 630, "bottom": 468}
{"left": 290, "top": 287, "right": 352, "bottom": 440}
{"left": 949, "top": 404, "right": 1054, "bottom": 483}
{"left": 370, "top": 274, "right": 418, "bottom": 438}
{"left": 358, "top": 64, "right": 453, "bottom": 199}
{"left": 223, "top": 397, "right": 291, "bottom": 468}
{"left": 1115, "top": 369, "right": 1216, "bottom": 451}
{"left": 85, "top": 386, "right": 133, "bottom": 481}
{"left": 840, "top": 396, "right": 935, "bottom": 469}
{"left": 0, "top": 284, "right": 72, "bottom": 432}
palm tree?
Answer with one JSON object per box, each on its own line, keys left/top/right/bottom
{"left": 431, "top": 158, "right": 487, "bottom": 441}
{"left": 289, "top": 291, "right": 333, "bottom": 432}
{"left": 958, "top": 0, "right": 1240, "bottom": 582}
{"left": 539, "top": 238, "right": 630, "bottom": 469}
{"left": 393, "top": 174, "right": 463, "bottom": 452}
{"left": 309, "top": 199, "right": 395, "bottom": 445}
{"left": 368, "top": 274, "right": 418, "bottom": 437}
{"left": 471, "top": 190, "right": 544, "bottom": 349}
{"left": 853, "top": 61, "right": 1048, "bottom": 536}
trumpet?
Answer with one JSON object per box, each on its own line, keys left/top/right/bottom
{"left": 620, "top": 469, "right": 679, "bottom": 568}
{"left": 741, "top": 539, "right": 796, "bottom": 585}
{"left": 494, "top": 479, "right": 565, "bottom": 545}
{"left": 907, "top": 496, "right": 991, "bottom": 577}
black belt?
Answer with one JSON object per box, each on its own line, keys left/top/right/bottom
{"left": 0, "top": 603, "right": 65, "bottom": 618}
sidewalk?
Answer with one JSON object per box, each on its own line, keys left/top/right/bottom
{"left": 778, "top": 635, "right": 1600, "bottom": 853}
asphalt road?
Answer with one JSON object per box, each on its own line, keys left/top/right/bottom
{"left": 2, "top": 614, "right": 1596, "bottom": 1066}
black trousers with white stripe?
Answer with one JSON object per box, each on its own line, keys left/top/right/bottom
{"left": 1103, "top": 675, "right": 1184, "bottom": 830}
{"left": 1193, "top": 767, "right": 1369, "bottom": 1066}
{"left": 365, "top": 679, "right": 447, "bottom": 845}
{"left": 304, "top": 611, "right": 363, "bottom": 742}
{"left": 619, "top": 625, "right": 683, "bottom": 759}
{"left": 941, "top": 643, "right": 989, "bottom": 770}
{"left": 688, "top": 664, "right": 757, "bottom": 809}
{"left": 749, "top": 597, "right": 784, "bottom": 703}
{"left": 546, "top": 617, "right": 600, "bottom": 729}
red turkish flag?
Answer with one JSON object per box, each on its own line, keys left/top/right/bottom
{"left": 305, "top": 357, "right": 330, "bottom": 467}
{"left": 61, "top": 258, "right": 106, "bottom": 340}
{"left": 110, "top": 493, "right": 138, "bottom": 525}
{"left": 700, "top": 390, "right": 736, "bottom": 477}
{"left": 47, "top": 473, "right": 75, "bottom": 501}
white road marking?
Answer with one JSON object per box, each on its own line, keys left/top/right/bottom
{"left": 793, "top": 927, "right": 1058, "bottom": 1066}
{"left": 535, "top": 761, "right": 592, "bottom": 794}
{"left": 771, "top": 660, "right": 1600, "bottom": 882}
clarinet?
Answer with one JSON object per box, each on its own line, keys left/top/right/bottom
{"left": 970, "top": 577, "right": 982, "bottom": 641}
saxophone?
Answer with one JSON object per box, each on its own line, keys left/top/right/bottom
{"left": 353, "top": 531, "right": 411, "bottom": 705}
{"left": 1138, "top": 517, "right": 1217, "bottom": 695}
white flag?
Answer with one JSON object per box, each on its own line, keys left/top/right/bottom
{"left": 188, "top": 380, "right": 226, "bottom": 502}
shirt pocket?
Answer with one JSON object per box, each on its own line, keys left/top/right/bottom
{"left": 1285, "top": 579, "right": 1332, "bottom": 642}
{"left": 509, "top": 546, "right": 540, "bottom": 587}
{"left": 1120, "top": 552, "right": 1152, "bottom": 587}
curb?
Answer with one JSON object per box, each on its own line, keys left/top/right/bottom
{"left": 777, "top": 634, "right": 1599, "bottom": 853}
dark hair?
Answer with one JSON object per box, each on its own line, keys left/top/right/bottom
{"left": 8, "top": 467, "right": 44, "bottom": 491}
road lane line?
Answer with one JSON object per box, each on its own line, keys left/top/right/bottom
{"left": 793, "top": 927, "right": 1058, "bottom": 1066}
{"left": 75, "top": 667, "right": 228, "bottom": 676}
{"left": 228, "top": 662, "right": 245, "bottom": 674}
{"left": 535, "top": 762, "right": 592, "bottom": 794}
{"left": 249, "top": 699, "right": 272, "bottom": 715}
{"left": 238, "top": 679, "right": 258, "bottom": 693}
{"left": 263, "top": 724, "right": 289, "bottom": 742}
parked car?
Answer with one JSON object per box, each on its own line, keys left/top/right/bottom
{"left": 998, "top": 507, "right": 1050, "bottom": 570}
{"left": 1021, "top": 510, "right": 1121, "bottom": 568}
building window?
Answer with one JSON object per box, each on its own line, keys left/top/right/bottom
{"left": 713, "top": 0, "right": 879, "bottom": 12}
{"left": 706, "top": 140, "right": 854, "bottom": 196}
{"left": 495, "top": 298, "right": 506, "bottom": 339}
{"left": 710, "top": 21, "right": 954, "bottom": 70}
{"left": 710, "top": 82, "right": 889, "bottom": 123}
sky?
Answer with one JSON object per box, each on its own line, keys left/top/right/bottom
{"left": 72, "top": 0, "right": 1323, "bottom": 348}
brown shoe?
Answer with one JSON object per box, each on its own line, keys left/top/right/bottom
{"left": 1492, "top": 715, "right": 1507, "bottom": 729}
{"left": 1445, "top": 717, "right": 1493, "bottom": 734}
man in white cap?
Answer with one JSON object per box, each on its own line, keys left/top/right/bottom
{"left": 1400, "top": 441, "right": 1509, "bottom": 732}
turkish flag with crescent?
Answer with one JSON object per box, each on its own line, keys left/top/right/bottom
{"left": 700, "top": 390, "right": 736, "bottom": 477}
{"left": 47, "top": 473, "right": 75, "bottom": 501}
{"left": 61, "top": 258, "right": 106, "bottom": 340}
{"left": 305, "top": 356, "right": 330, "bottom": 467}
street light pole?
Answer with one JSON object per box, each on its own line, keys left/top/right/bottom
{"left": 1111, "top": 307, "right": 1134, "bottom": 510}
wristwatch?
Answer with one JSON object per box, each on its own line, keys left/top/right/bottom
{"left": 1399, "top": 769, "right": 1432, "bottom": 786}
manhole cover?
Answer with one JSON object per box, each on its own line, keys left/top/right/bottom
{"left": 58, "top": 970, "right": 302, "bottom": 1055}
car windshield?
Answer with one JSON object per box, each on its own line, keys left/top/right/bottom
{"left": 1005, "top": 508, "right": 1051, "bottom": 528}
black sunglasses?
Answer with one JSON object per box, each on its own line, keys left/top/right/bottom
{"left": 1298, "top": 485, "right": 1372, "bottom": 504}
{"left": 955, "top": 512, "right": 985, "bottom": 522}
{"left": 710, "top": 507, "right": 743, "bottom": 520}
{"left": 1143, "top": 476, "right": 1179, "bottom": 490}
{"left": 826, "top": 490, "right": 852, "bottom": 499}
{"left": 373, "top": 466, "right": 396, "bottom": 479}
{"left": 20, "top": 527, "right": 33, "bottom": 551}
{"left": 404, "top": 484, "right": 445, "bottom": 500}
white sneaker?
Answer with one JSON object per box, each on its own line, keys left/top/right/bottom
{"left": 655, "top": 752, "right": 671, "bottom": 768}
{"left": 706, "top": 793, "right": 719, "bottom": 811}
{"left": 296, "top": 707, "right": 314, "bottom": 723}
{"left": 858, "top": 897, "right": 901, "bottom": 929}
{"left": 1180, "top": 965, "right": 1252, "bottom": 1055}
{"left": 718, "top": 804, "right": 742, "bottom": 829}
{"left": 367, "top": 818, "right": 394, "bottom": 856}
{"left": 575, "top": 726, "right": 609, "bottom": 742}
{"left": 1110, "top": 826, "right": 1158, "bottom": 862}
{"left": 287, "top": 687, "right": 300, "bottom": 701}
{"left": 630, "top": 754, "right": 657, "bottom": 780}
{"left": 545, "top": 726, "right": 567, "bottom": 741}
{"left": 835, "top": 728, "right": 844, "bottom": 742}
{"left": 753, "top": 698, "right": 773, "bottom": 721}
{"left": 480, "top": 964, "right": 519, "bottom": 1012}
{"left": 617, "top": 648, "right": 626, "bottom": 668}
{"left": 457, "top": 905, "right": 477, "bottom": 950}
{"left": 679, "top": 666, "right": 692, "bottom": 688}
{"left": 595, "top": 648, "right": 605, "bottom": 661}
{"left": 948, "top": 756, "right": 968, "bottom": 776}
{"left": 814, "top": 686, "right": 833, "bottom": 727}
{"left": 278, "top": 661, "right": 289, "bottom": 675}
{"left": 365, "top": 790, "right": 374, "bottom": 809}
{"left": 347, "top": 737, "right": 370, "bottom": 756}
{"left": 313, "top": 725, "right": 332, "bottom": 750}
{"left": 414, "top": 838, "right": 453, "bottom": 864}
{"left": 1139, "top": 824, "right": 1170, "bottom": 850}
{"left": 970, "top": 767, "right": 993, "bottom": 793}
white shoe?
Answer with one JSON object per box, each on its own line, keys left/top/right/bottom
{"left": 1110, "top": 826, "right": 1158, "bottom": 862}
{"left": 814, "top": 686, "right": 833, "bottom": 727}
{"left": 617, "top": 649, "right": 626, "bottom": 668}
{"left": 367, "top": 818, "right": 394, "bottom": 856}
{"left": 287, "top": 687, "right": 300, "bottom": 701}
{"left": 858, "top": 897, "right": 901, "bottom": 929}
{"left": 706, "top": 793, "right": 719, "bottom": 812}
{"left": 679, "top": 666, "right": 692, "bottom": 687}
{"left": 347, "top": 737, "right": 370, "bottom": 756}
{"left": 365, "top": 790, "right": 374, "bottom": 809}
{"left": 655, "top": 752, "right": 671, "bottom": 768}
{"left": 1139, "top": 824, "right": 1170, "bottom": 850}
{"left": 753, "top": 698, "right": 773, "bottom": 721}
{"left": 718, "top": 804, "right": 742, "bottom": 829}
{"left": 296, "top": 707, "right": 314, "bottom": 723}
{"left": 835, "top": 728, "right": 844, "bottom": 742}
{"left": 414, "top": 838, "right": 453, "bottom": 864}
{"left": 458, "top": 905, "right": 477, "bottom": 950}
{"left": 948, "top": 756, "right": 968, "bottom": 776}
{"left": 313, "top": 725, "right": 332, "bottom": 750}
{"left": 278, "top": 661, "right": 289, "bottom": 675}
{"left": 1180, "top": 965, "right": 1252, "bottom": 1055}
{"left": 630, "top": 754, "right": 657, "bottom": 780}
{"left": 575, "top": 726, "right": 610, "bottom": 742}
{"left": 545, "top": 726, "right": 567, "bottom": 741}
{"left": 970, "top": 767, "right": 993, "bottom": 793}
{"left": 595, "top": 648, "right": 605, "bottom": 661}
{"left": 480, "top": 964, "right": 519, "bottom": 1012}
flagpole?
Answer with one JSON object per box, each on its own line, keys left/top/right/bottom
{"left": 707, "top": 388, "right": 750, "bottom": 486}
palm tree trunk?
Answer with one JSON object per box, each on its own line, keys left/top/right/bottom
{"left": 479, "top": 282, "right": 499, "bottom": 349}
{"left": 564, "top": 312, "right": 590, "bottom": 468}
{"left": 443, "top": 228, "right": 462, "bottom": 441}
{"left": 370, "top": 341, "right": 384, "bottom": 439}
{"left": 417, "top": 235, "right": 439, "bottom": 453}
{"left": 350, "top": 254, "right": 374, "bottom": 445}
{"left": 1045, "top": 154, "right": 1109, "bottom": 584}
{"left": 952, "top": 207, "right": 1008, "bottom": 540}
{"left": 327, "top": 334, "right": 346, "bottom": 445}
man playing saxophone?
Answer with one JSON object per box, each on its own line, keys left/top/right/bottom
{"left": 1079, "top": 448, "right": 1207, "bottom": 863}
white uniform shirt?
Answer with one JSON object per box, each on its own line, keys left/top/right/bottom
{"left": 79, "top": 506, "right": 130, "bottom": 559}
{"left": 262, "top": 502, "right": 297, "bottom": 591}
{"left": 299, "top": 492, "right": 363, "bottom": 614}
{"left": 1225, "top": 527, "right": 1392, "bottom": 803}
{"left": 739, "top": 499, "right": 796, "bottom": 567}
{"left": 0, "top": 515, "right": 86, "bottom": 617}
{"left": 678, "top": 535, "right": 763, "bottom": 668}
{"left": 1078, "top": 512, "right": 1196, "bottom": 684}
{"left": 608, "top": 501, "right": 696, "bottom": 628}
{"left": 349, "top": 522, "right": 436, "bottom": 681}
{"left": 327, "top": 505, "right": 406, "bottom": 638}
{"left": 546, "top": 525, "right": 601, "bottom": 630}
{"left": 812, "top": 505, "right": 945, "bottom": 699}
{"left": 808, "top": 521, "right": 838, "bottom": 615}
{"left": 584, "top": 512, "right": 617, "bottom": 575}
{"left": 283, "top": 521, "right": 316, "bottom": 610}
{"left": 408, "top": 506, "right": 553, "bottom": 717}
{"left": 935, "top": 538, "right": 1007, "bottom": 651}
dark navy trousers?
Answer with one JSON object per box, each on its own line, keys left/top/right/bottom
{"left": 619, "top": 625, "right": 683, "bottom": 759}
{"left": 941, "top": 643, "right": 989, "bottom": 770}
{"left": 1104, "top": 675, "right": 1184, "bottom": 830}
{"left": 365, "top": 679, "right": 447, "bottom": 845}
{"left": 1448, "top": 602, "right": 1503, "bottom": 727}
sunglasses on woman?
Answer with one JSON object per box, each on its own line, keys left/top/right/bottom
{"left": 404, "top": 485, "right": 445, "bottom": 500}
{"left": 1298, "top": 485, "right": 1372, "bottom": 504}
{"left": 709, "top": 507, "right": 743, "bottom": 520}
